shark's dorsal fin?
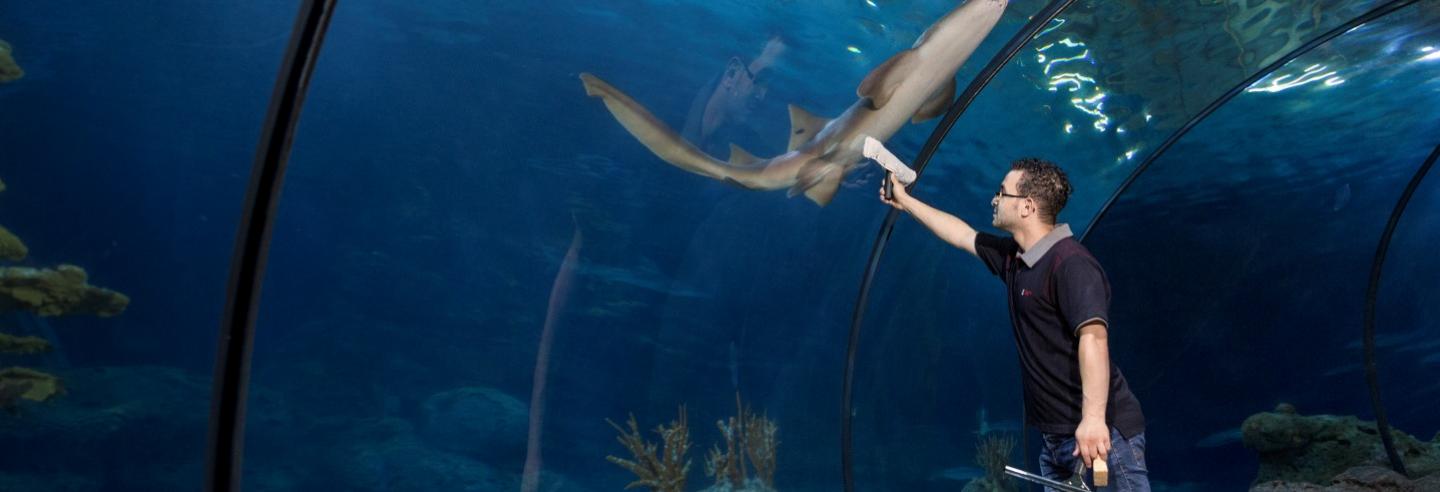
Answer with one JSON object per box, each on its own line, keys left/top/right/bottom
{"left": 912, "top": 77, "right": 956, "bottom": 123}
{"left": 788, "top": 105, "right": 831, "bottom": 152}
{"left": 727, "top": 144, "right": 760, "bottom": 166}
{"left": 858, "top": 49, "right": 918, "bottom": 110}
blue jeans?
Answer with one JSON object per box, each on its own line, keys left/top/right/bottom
{"left": 1038, "top": 428, "right": 1150, "bottom": 492}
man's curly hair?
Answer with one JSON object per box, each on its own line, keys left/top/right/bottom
{"left": 1011, "top": 158, "right": 1072, "bottom": 225}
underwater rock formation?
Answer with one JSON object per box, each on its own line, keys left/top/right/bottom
{"left": 320, "top": 417, "right": 521, "bottom": 492}
{"left": 0, "top": 40, "right": 21, "bottom": 83}
{"left": 1242, "top": 403, "right": 1440, "bottom": 488}
{"left": 607, "top": 396, "right": 780, "bottom": 492}
{"left": 418, "top": 386, "right": 528, "bottom": 462}
{"left": 1251, "top": 465, "right": 1440, "bottom": 491}
{"left": 0, "top": 472, "right": 98, "bottom": 492}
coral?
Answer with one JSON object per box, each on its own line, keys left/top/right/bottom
{"left": 0, "top": 265, "right": 130, "bottom": 317}
{"left": 607, "top": 395, "right": 781, "bottom": 492}
{"left": 0, "top": 332, "right": 59, "bottom": 410}
{"left": 0, "top": 177, "right": 129, "bottom": 411}
{"left": 704, "top": 395, "right": 778, "bottom": 492}
{"left": 1242, "top": 403, "right": 1440, "bottom": 486}
{"left": 0, "top": 40, "right": 21, "bottom": 83}
{"left": 0, "top": 333, "right": 50, "bottom": 354}
{"left": 0, "top": 367, "right": 64, "bottom": 409}
{"left": 607, "top": 406, "right": 692, "bottom": 492}
{"left": 0, "top": 225, "right": 26, "bottom": 261}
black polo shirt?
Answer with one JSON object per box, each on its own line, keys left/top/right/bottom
{"left": 974, "top": 224, "right": 1145, "bottom": 438}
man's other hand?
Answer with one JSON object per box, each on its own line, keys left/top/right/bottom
{"left": 1072, "top": 418, "right": 1110, "bottom": 469}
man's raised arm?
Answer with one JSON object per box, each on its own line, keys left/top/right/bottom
{"left": 878, "top": 173, "right": 981, "bottom": 257}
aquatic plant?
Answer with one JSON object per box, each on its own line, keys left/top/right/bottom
{"left": 979, "top": 434, "right": 1015, "bottom": 488}
{"left": 705, "top": 394, "right": 778, "bottom": 491}
{"left": 0, "top": 177, "right": 129, "bottom": 409}
{"left": 0, "top": 40, "right": 21, "bottom": 83}
{"left": 606, "top": 406, "right": 692, "bottom": 492}
{"left": 607, "top": 395, "right": 781, "bottom": 492}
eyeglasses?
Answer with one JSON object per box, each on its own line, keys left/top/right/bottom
{"left": 994, "top": 190, "right": 1028, "bottom": 200}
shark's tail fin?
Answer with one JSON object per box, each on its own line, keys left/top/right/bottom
{"left": 580, "top": 73, "right": 743, "bottom": 182}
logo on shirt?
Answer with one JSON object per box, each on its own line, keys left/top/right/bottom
{"left": 1020, "top": 289, "right": 1033, "bottom": 297}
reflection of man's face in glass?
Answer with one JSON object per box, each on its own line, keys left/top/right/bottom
{"left": 702, "top": 57, "right": 767, "bottom": 139}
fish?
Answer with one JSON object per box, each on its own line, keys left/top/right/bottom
{"left": 580, "top": 0, "right": 1009, "bottom": 206}
{"left": 1194, "top": 428, "right": 1243, "bottom": 448}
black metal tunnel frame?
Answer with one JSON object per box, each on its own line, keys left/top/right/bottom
{"left": 839, "top": 2, "right": 1076, "bottom": 490}
{"left": 1075, "top": 0, "right": 1421, "bottom": 475}
{"left": 1361, "top": 143, "right": 1440, "bottom": 478}
{"left": 204, "top": 1, "right": 338, "bottom": 491}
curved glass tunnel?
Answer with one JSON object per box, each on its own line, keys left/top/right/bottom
{"left": 0, "top": 1, "right": 1436, "bottom": 491}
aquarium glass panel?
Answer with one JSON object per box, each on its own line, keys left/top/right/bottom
{"left": 0, "top": 1, "right": 298, "bottom": 490}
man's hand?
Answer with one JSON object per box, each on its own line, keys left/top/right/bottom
{"left": 878, "top": 172, "right": 912, "bottom": 211}
{"left": 1072, "top": 418, "right": 1110, "bottom": 469}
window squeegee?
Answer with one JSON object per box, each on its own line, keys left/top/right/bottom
{"left": 862, "top": 136, "right": 917, "bottom": 200}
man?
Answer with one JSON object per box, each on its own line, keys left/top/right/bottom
{"left": 879, "top": 158, "right": 1149, "bottom": 491}
{"left": 680, "top": 35, "right": 787, "bottom": 155}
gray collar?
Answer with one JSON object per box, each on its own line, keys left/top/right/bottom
{"left": 1018, "top": 223, "right": 1073, "bottom": 267}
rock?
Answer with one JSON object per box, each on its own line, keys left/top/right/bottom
{"left": 419, "top": 387, "right": 528, "bottom": 462}
{"left": 318, "top": 417, "right": 519, "bottom": 492}
{"left": 1249, "top": 465, "right": 1440, "bottom": 491}
{"left": 1327, "top": 466, "right": 1411, "bottom": 491}
{"left": 1241, "top": 410, "right": 1440, "bottom": 485}
{"left": 0, "top": 472, "right": 99, "bottom": 492}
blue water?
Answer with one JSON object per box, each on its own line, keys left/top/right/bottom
{"left": 1, "top": 1, "right": 1437, "bottom": 491}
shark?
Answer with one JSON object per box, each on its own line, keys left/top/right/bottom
{"left": 579, "top": 0, "right": 1009, "bottom": 206}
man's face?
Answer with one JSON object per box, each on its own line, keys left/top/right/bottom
{"left": 991, "top": 170, "right": 1026, "bottom": 230}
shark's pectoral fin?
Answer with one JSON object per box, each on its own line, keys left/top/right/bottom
{"left": 912, "top": 77, "right": 956, "bottom": 123}
{"left": 728, "top": 144, "right": 760, "bottom": 166}
{"left": 858, "top": 49, "right": 917, "bottom": 110}
{"left": 803, "top": 169, "right": 845, "bottom": 206}
{"left": 787, "top": 161, "right": 845, "bottom": 206}
{"left": 788, "top": 105, "right": 832, "bottom": 152}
